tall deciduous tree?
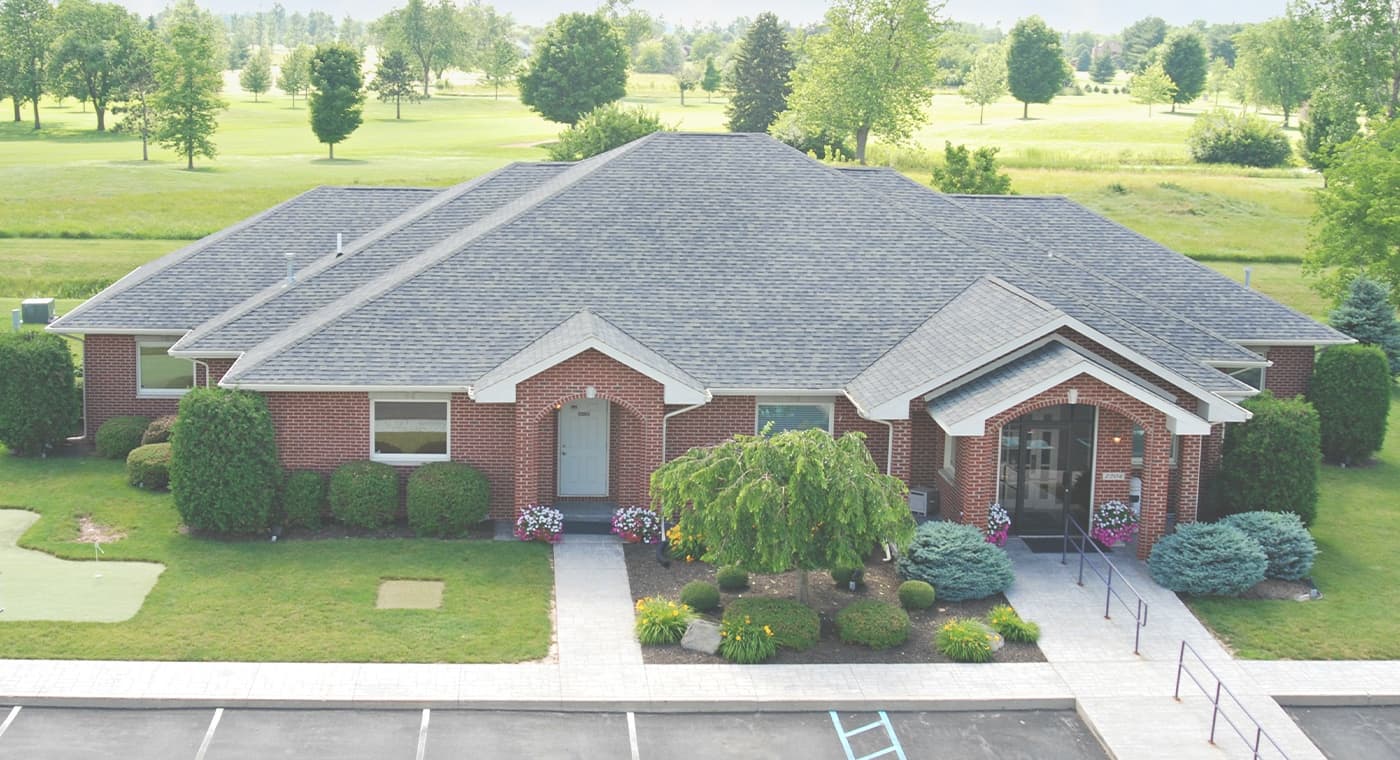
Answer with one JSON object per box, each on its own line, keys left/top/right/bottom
{"left": 1130, "top": 61, "right": 1177, "bottom": 116}
{"left": 1160, "top": 30, "right": 1207, "bottom": 111}
{"left": 1, "top": 0, "right": 55, "bottom": 129}
{"left": 152, "top": 0, "right": 225, "bottom": 170}
{"left": 370, "top": 49, "right": 418, "bottom": 119}
{"left": 1306, "top": 119, "right": 1400, "bottom": 305}
{"left": 1300, "top": 84, "right": 1360, "bottom": 175}
{"left": 50, "top": 0, "right": 140, "bottom": 131}
{"left": 725, "top": 11, "right": 794, "bottom": 133}
{"left": 111, "top": 22, "right": 158, "bottom": 160}
{"left": 308, "top": 43, "right": 363, "bottom": 159}
{"left": 238, "top": 45, "right": 271, "bottom": 102}
{"left": 518, "top": 12, "right": 627, "bottom": 125}
{"left": 1329, "top": 275, "right": 1400, "bottom": 373}
{"left": 481, "top": 37, "right": 519, "bottom": 100}
{"left": 1316, "top": 0, "right": 1400, "bottom": 118}
{"left": 1234, "top": 10, "right": 1323, "bottom": 127}
{"left": 1207, "top": 56, "right": 1231, "bottom": 105}
{"left": 277, "top": 44, "right": 311, "bottom": 107}
{"left": 960, "top": 43, "right": 1006, "bottom": 124}
{"left": 701, "top": 55, "right": 720, "bottom": 102}
{"left": 1120, "top": 16, "right": 1167, "bottom": 71}
{"left": 787, "top": 0, "right": 945, "bottom": 164}
{"left": 380, "top": 0, "right": 439, "bottom": 97}
{"left": 1006, "top": 15, "right": 1070, "bottom": 119}
{"left": 651, "top": 429, "right": 915, "bottom": 604}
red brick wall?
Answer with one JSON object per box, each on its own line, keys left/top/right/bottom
{"left": 665, "top": 396, "right": 755, "bottom": 460}
{"left": 83, "top": 334, "right": 233, "bottom": 438}
{"left": 834, "top": 395, "right": 891, "bottom": 471}
{"left": 265, "top": 391, "right": 370, "bottom": 472}
{"left": 1262, "top": 345, "right": 1315, "bottom": 399}
{"left": 1094, "top": 409, "right": 1136, "bottom": 506}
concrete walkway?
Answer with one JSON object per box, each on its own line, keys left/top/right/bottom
{"left": 2, "top": 534, "right": 1399, "bottom": 759}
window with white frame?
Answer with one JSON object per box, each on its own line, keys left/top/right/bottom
{"left": 372, "top": 400, "right": 449, "bottom": 461}
{"left": 1131, "top": 425, "right": 1179, "bottom": 467}
{"left": 136, "top": 340, "right": 194, "bottom": 396}
{"left": 756, "top": 398, "right": 834, "bottom": 435}
{"left": 941, "top": 436, "right": 956, "bottom": 477}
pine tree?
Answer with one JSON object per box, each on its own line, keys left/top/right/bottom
{"left": 1090, "top": 54, "right": 1116, "bottom": 84}
{"left": 370, "top": 49, "right": 418, "bottom": 119}
{"left": 701, "top": 56, "right": 720, "bottom": 102}
{"left": 1330, "top": 276, "right": 1400, "bottom": 374}
{"left": 725, "top": 11, "right": 794, "bottom": 133}
{"left": 308, "top": 43, "right": 364, "bottom": 159}
{"left": 239, "top": 46, "right": 271, "bottom": 102}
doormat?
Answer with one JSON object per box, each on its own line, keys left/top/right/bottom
{"left": 1020, "top": 536, "right": 1072, "bottom": 554}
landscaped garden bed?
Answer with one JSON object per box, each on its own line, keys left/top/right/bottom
{"left": 624, "top": 544, "right": 1045, "bottom": 665}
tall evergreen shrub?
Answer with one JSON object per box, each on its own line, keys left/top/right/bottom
{"left": 1309, "top": 344, "right": 1391, "bottom": 464}
{"left": 1216, "top": 392, "right": 1321, "bottom": 524}
{"left": 0, "top": 332, "right": 78, "bottom": 456}
{"left": 170, "top": 388, "right": 280, "bottom": 534}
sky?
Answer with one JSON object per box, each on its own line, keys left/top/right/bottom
{"left": 119, "top": 0, "right": 1291, "bottom": 33}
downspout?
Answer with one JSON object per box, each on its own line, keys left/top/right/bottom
{"left": 844, "top": 390, "right": 894, "bottom": 475}
{"left": 191, "top": 358, "right": 212, "bottom": 389}
{"left": 661, "top": 393, "right": 711, "bottom": 467}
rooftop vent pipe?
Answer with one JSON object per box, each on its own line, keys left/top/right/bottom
{"left": 336, "top": 232, "right": 344, "bottom": 257}
{"left": 284, "top": 251, "right": 296, "bottom": 287}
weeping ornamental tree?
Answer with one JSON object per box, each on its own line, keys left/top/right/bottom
{"left": 651, "top": 429, "right": 915, "bottom": 604}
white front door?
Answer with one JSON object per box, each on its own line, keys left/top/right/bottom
{"left": 557, "top": 399, "right": 609, "bottom": 497}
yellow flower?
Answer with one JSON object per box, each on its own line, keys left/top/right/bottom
{"left": 763, "top": 625, "right": 773, "bottom": 637}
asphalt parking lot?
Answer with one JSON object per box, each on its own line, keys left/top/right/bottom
{"left": 0, "top": 705, "right": 1110, "bottom": 759}
{"left": 1285, "top": 705, "right": 1400, "bottom": 760}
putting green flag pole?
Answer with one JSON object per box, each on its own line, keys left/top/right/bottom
{"left": 94, "top": 541, "right": 103, "bottom": 578}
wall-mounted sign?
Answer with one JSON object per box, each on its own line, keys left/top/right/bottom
{"left": 1101, "top": 472, "right": 1126, "bottom": 481}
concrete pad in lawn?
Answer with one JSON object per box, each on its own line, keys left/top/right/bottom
{"left": 0, "top": 510, "right": 163, "bottom": 622}
{"left": 376, "top": 579, "right": 444, "bottom": 609}
{"left": 206, "top": 709, "right": 420, "bottom": 760}
{"left": 426, "top": 711, "right": 630, "bottom": 760}
{"left": 0, "top": 707, "right": 211, "bottom": 760}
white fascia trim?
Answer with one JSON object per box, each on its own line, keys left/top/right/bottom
{"left": 711, "top": 388, "right": 847, "bottom": 396}
{"left": 472, "top": 338, "right": 707, "bottom": 405}
{"left": 47, "top": 327, "right": 192, "bottom": 336}
{"left": 936, "top": 362, "right": 1213, "bottom": 437}
{"left": 1205, "top": 359, "right": 1271, "bottom": 369}
{"left": 220, "top": 381, "right": 470, "bottom": 393}
{"left": 168, "top": 349, "right": 242, "bottom": 359}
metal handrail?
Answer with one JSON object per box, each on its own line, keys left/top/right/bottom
{"left": 1060, "top": 512, "right": 1149, "bottom": 654}
{"left": 1174, "top": 640, "right": 1290, "bottom": 759}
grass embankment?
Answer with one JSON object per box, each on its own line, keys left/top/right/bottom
{"left": 1189, "top": 388, "right": 1400, "bottom": 660}
{"left": 0, "top": 448, "right": 553, "bottom": 662}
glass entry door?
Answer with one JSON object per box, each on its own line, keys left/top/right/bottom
{"left": 998, "top": 404, "right": 1096, "bottom": 535}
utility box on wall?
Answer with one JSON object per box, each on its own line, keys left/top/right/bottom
{"left": 20, "top": 298, "right": 54, "bottom": 324}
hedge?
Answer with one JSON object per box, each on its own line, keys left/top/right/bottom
{"left": 723, "top": 598, "right": 820, "bottom": 651}
{"left": 1148, "top": 522, "right": 1267, "bottom": 596}
{"left": 835, "top": 600, "right": 910, "bottom": 649}
{"left": 279, "top": 469, "right": 327, "bottom": 530}
{"left": 0, "top": 331, "right": 78, "bottom": 456}
{"left": 329, "top": 460, "right": 399, "bottom": 530}
{"left": 405, "top": 462, "right": 490, "bottom": 537}
{"left": 170, "top": 389, "right": 280, "bottom": 534}
{"left": 126, "top": 443, "right": 172, "bottom": 490}
{"left": 96, "top": 416, "right": 150, "bottom": 460}
{"left": 1219, "top": 511, "right": 1316, "bottom": 581}
{"left": 1216, "top": 392, "right": 1321, "bottom": 525}
{"left": 896, "top": 521, "right": 1014, "bottom": 601}
{"left": 1309, "top": 344, "right": 1391, "bottom": 465}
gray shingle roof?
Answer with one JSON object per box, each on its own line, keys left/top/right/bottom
{"left": 49, "top": 186, "right": 441, "bottom": 333}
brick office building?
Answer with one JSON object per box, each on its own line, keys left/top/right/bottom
{"left": 50, "top": 133, "right": 1349, "bottom": 558}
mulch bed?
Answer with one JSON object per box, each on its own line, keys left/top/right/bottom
{"left": 624, "top": 544, "right": 1046, "bottom": 665}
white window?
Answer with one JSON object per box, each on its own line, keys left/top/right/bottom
{"left": 941, "top": 436, "right": 956, "bottom": 477}
{"left": 136, "top": 340, "right": 194, "bottom": 397}
{"left": 756, "top": 398, "right": 834, "bottom": 435}
{"left": 371, "top": 399, "right": 449, "bottom": 463}
{"left": 1222, "top": 365, "right": 1265, "bottom": 390}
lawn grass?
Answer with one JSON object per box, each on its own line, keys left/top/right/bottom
{"left": 1188, "top": 388, "right": 1400, "bottom": 660}
{"left": 0, "top": 239, "right": 182, "bottom": 298}
{"left": 1201, "top": 261, "right": 1329, "bottom": 318}
{"left": 0, "top": 446, "right": 553, "bottom": 662}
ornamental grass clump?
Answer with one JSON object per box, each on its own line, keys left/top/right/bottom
{"left": 719, "top": 614, "right": 777, "bottom": 664}
{"left": 1219, "top": 511, "right": 1316, "bottom": 581}
{"left": 835, "top": 600, "right": 910, "bottom": 650}
{"left": 937, "top": 618, "right": 995, "bottom": 663}
{"left": 898, "top": 580, "right": 936, "bottom": 610}
{"left": 723, "top": 597, "right": 820, "bottom": 651}
{"left": 634, "top": 596, "right": 695, "bottom": 645}
{"left": 987, "top": 604, "right": 1040, "bottom": 643}
{"left": 897, "top": 521, "right": 1014, "bottom": 601}
{"left": 679, "top": 580, "right": 720, "bottom": 612}
{"left": 1148, "top": 522, "right": 1267, "bottom": 596}
{"left": 611, "top": 506, "right": 662, "bottom": 543}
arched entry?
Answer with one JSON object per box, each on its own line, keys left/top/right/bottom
{"left": 557, "top": 398, "right": 610, "bottom": 496}
{"left": 998, "top": 404, "right": 1096, "bottom": 535}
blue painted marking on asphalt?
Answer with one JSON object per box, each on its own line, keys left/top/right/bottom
{"left": 828, "top": 710, "right": 907, "bottom": 760}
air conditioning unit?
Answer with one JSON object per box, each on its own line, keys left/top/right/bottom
{"left": 21, "top": 298, "right": 54, "bottom": 325}
{"left": 908, "top": 488, "right": 929, "bottom": 517}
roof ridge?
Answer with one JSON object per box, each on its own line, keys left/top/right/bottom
{"left": 172, "top": 165, "right": 523, "bottom": 353}
{"left": 221, "top": 134, "right": 663, "bottom": 385}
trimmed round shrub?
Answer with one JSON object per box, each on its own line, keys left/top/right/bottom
{"left": 835, "top": 600, "right": 910, "bottom": 650}
{"left": 126, "top": 442, "right": 172, "bottom": 490}
{"left": 1217, "top": 392, "right": 1321, "bottom": 525}
{"left": 634, "top": 596, "right": 695, "bottom": 645}
{"left": 329, "top": 460, "right": 399, "bottom": 530}
{"left": 97, "top": 416, "right": 151, "bottom": 460}
{"left": 898, "top": 580, "right": 936, "bottom": 610}
{"left": 406, "top": 462, "right": 490, "bottom": 537}
{"left": 896, "top": 521, "right": 1014, "bottom": 601}
{"left": 1309, "top": 344, "right": 1391, "bottom": 465}
{"left": 716, "top": 565, "right": 749, "bottom": 591}
{"left": 987, "top": 604, "right": 1040, "bottom": 643}
{"left": 1220, "top": 511, "right": 1317, "bottom": 581}
{"left": 831, "top": 565, "right": 865, "bottom": 589}
{"left": 141, "top": 415, "right": 177, "bottom": 445}
{"left": 679, "top": 580, "right": 720, "bottom": 612}
{"left": 1148, "top": 522, "right": 1268, "bottom": 596}
{"left": 723, "top": 598, "right": 820, "bottom": 651}
{"left": 170, "top": 389, "right": 280, "bottom": 534}
{"left": 279, "top": 469, "right": 327, "bottom": 530}
{"left": 1187, "top": 109, "right": 1292, "bottom": 167}
{"left": 937, "top": 618, "right": 995, "bottom": 663}
{"left": 0, "top": 331, "right": 79, "bottom": 456}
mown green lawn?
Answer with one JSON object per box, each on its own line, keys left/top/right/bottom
{"left": 0, "top": 447, "right": 553, "bottom": 662}
{"left": 1189, "top": 388, "right": 1400, "bottom": 660}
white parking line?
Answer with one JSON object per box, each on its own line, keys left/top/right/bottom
{"left": 0, "top": 706, "right": 21, "bottom": 740}
{"left": 416, "top": 708, "right": 430, "bottom": 760}
{"left": 193, "top": 707, "right": 222, "bottom": 760}
{"left": 626, "top": 711, "right": 640, "bottom": 760}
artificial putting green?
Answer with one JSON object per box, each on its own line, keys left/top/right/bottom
{"left": 0, "top": 509, "right": 164, "bottom": 622}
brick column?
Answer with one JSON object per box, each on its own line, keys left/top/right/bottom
{"left": 1175, "top": 435, "right": 1203, "bottom": 526}
{"left": 954, "top": 435, "right": 999, "bottom": 530}
{"left": 1137, "top": 426, "right": 1173, "bottom": 560}
{"left": 888, "top": 419, "right": 912, "bottom": 485}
